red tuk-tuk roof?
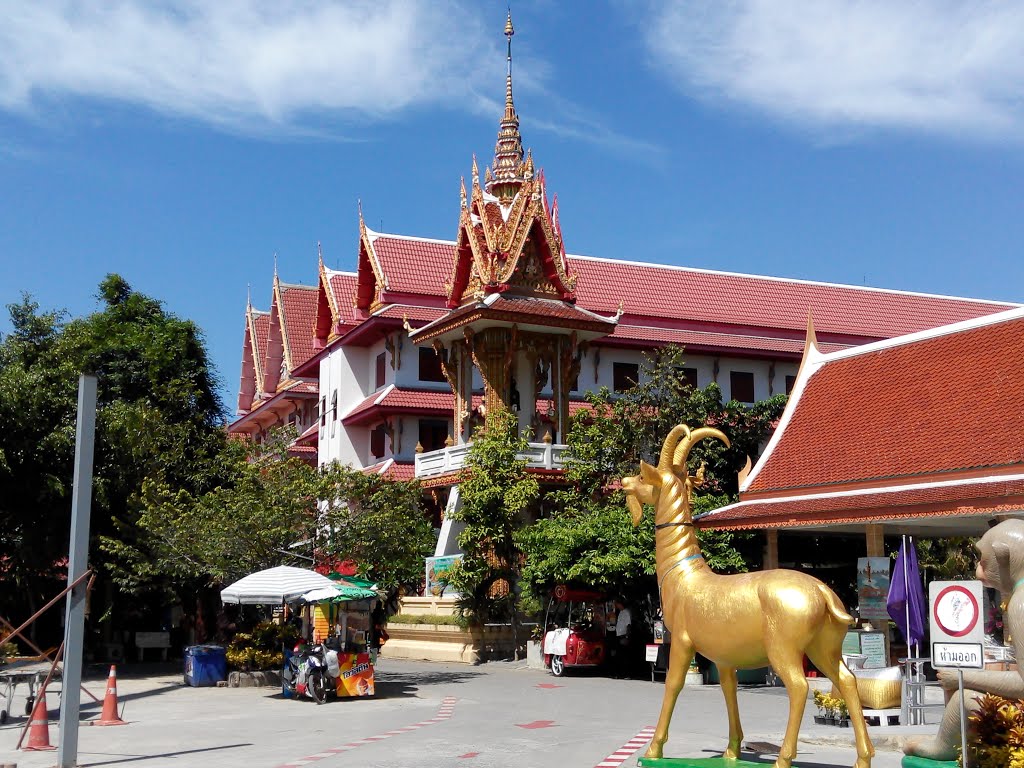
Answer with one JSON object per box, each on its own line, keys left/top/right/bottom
{"left": 552, "top": 585, "right": 606, "bottom": 603}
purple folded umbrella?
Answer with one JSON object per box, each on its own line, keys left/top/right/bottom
{"left": 887, "top": 537, "right": 926, "bottom": 648}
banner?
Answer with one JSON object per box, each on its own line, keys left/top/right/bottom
{"left": 857, "top": 557, "right": 891, "bottom": 622}
{"left": 336, "top": 652, "right": 375, "bottom": 697}
{"left": 425, "top": 554, "right": 462, "bottom": 597}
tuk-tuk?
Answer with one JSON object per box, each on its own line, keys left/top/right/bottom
{"left": 541, "top": 585, "right": 608, "bottom": 676}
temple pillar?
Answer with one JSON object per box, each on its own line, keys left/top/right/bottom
{"left": 763, "top": 530, "right": 779, "bottom": 570}
{"left": 471, "top": 327, "right": 513, "bottom": 426}
{"left": 515, "top": 347, "right": 534, "bottom": 438}
{"left": 865, "top": 524, "right": 885, "bottom": 557}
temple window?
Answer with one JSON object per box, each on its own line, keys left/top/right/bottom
{"left": 613, "top": 362, "right": 639, "bottom": 393}
{"left": 730, "top": 371, "right": 755, "bottom": 403}
{"left": 375, "top": 352, "right": 386, "bottom": 390}
{"left": 418, "top": 419, "right": 449, "bottom": 453}
{"left": 320, "top": 397, "right": 326, "bottom": 427}
{"left": 370, "top": 423, "right": 387, "bottom": 459}
{"left": 785, "top": 375, "right": 797, "bottom": 395}
{"left": 330, "top": 390, "right": 338, "bottom": 438}
{"left": 683, "top": 368, "right": 698, "bottom": 389}
{"left": 418, "top": 348, "right": 446, "bottom": 383}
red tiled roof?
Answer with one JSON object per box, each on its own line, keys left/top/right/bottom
{"left": 571, "top": 256, "right": 1014, "bottom": 341}
{"left": 362, "top": 459, "right": 416, "bottom": 481}
{"left": 296, "top": 422, "right": 319, "bottom": 446}
{"left": 370, "top": 236, "right": 452, "bottom": 297}
{"left": 701, "top": 477, "right": 1024, "bottom": 530}
{"left": 252, "top": 312, "right": 270, "bottom": 377}
{"left": 373, "top": 305, "right": 447, "bottom": 323}
{"left": 280, "top": 284, "right": 319, "bottom": 369}
{"left": 343, "top": 386, "right": 453, "bottom": 426}
{"left": 361, "top": 234, "right": 1014, "bottom": 341}
{"left": 412, "top": 295, "right": 616, "bottom": 342}
{"left": 609, "top": 325, "right": 848, "bottom": 355}
{"left": 748, "top": 312, "right": 1024, "bottom": 495}
{"left": 328, "top": 272, "right": 360, "bottom": 329}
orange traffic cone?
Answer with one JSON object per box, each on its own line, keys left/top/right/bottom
{"left": 94, "top": 664, "right": 128, "bottom": 726}
{"left": 23, "top": 690, "right": 55, "bottom": 751}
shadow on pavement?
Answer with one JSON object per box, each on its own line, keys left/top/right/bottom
{"left": 76, "top": 742, "right": 253, "bottom": 766}
{"left": 259, "top": 668, "right": 484, "bottom": 702}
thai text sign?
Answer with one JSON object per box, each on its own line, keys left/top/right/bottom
{"left": 929, "top": 580, "right": 984, "bottom": 669}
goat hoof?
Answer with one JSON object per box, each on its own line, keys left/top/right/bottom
{"left": 645, "top": 745, "right": 663, "bottom": 760}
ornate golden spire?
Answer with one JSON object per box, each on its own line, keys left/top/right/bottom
{"left": 487, "top": 10, "right": 526, "bottom": 201}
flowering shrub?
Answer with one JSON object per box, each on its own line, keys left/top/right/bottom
{"left": 226, "top": 621, "right": 299, "bottom": 671}
{"left": 967, "top": 694, "right": 1024, "bottom": 768}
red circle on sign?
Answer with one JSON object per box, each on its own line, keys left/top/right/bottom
{"left": 933, "top": 585, "right": 980, "bottom": 638}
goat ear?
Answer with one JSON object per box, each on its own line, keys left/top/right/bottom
{"left": 639, "top": 460, "right": 661, "bottom": 486}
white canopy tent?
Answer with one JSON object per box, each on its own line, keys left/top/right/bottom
{"left": 220, "top": 566, "right": 338, "bottom": 605}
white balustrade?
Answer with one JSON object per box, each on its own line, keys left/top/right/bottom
{"left": 414, "top": 442, "right": 569, "bottom": 478}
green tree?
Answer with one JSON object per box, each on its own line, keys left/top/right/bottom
{"left": 322, "top": 466, "right": 434, "bottom": 609}
{"left": 444, "top": 410, "right": 539, "bottom": 634}
{"left": 0, "top": 276, "right": 226, "bottom": 637}
{"left": 519, "top": 346, "right": 784, "bottom": 606}
{"left": 112, "top": 431, "right": 324, "bottom": 590}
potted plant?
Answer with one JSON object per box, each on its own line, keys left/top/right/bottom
{"left": 823, "top": 694, "right": 839, "bottom": 725}
{"left": 836, "top": 697, "right": 850, "bottom": 727}
{"left": 812, "top": 690, "right": 828, "bottom": 725}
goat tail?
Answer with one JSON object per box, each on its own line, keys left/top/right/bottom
{"left": 817, "top": 583, "right": 855, "bottom": 625}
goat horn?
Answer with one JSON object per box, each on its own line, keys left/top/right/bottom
{"left": 658, "top": 425, "right": 691, "bottom": 471}
{"left": 672, "top": 426, "right": 730, "bottom": 469}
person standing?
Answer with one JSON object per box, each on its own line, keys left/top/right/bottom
{"left": 613, "top": 599, "right": 632, "bottom": 678}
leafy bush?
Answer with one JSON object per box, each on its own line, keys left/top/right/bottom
{"left": 968, "top": 694, "right": 1024, "bottom": 768}
{"left": 225, "top": 621, "right": 299, "bottom": 671}
{"left": 0, "top": 641, "right": 18, "bottom": 665}
{"left": 386, "top": 613, "right": 469, "bottom": 628}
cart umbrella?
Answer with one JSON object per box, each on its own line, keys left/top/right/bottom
{"left": 298, "top": 584, "right": 379, "bottom": 603}
{"left": 220, "top": 566, "right": 339, "bottom": 605}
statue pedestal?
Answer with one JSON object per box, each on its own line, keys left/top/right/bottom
{"left": 638, "top": 760, "right": 803, "bottom": 767}
{"left": 900, "top": 757, "right": 959, "bottom": 768}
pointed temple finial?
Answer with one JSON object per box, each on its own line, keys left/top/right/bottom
{"left": 317, "top": 240, "right": 323, "bottom": 267}
{"left": 273, "top": 251, "right": 279, "bottom": 280}
{"left": 247, "top": 282, "right": 252, "bottom": 310}
{"left": 460, "top": 176, "right": 467, "bottom": 207}
{"left": 472, "top": 155, "right": 479, "bottom": 185}
{"left": 487, "top": 10, "right": 526, "bottom": 201}
{"left": 358, "top": 198, "right": 363, "bottom": 222}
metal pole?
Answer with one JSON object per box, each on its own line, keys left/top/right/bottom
{"left": 959, "top": 668, "right": 968, "bottom": 768}
{"left": 57, "top": 373, "right": 97, "bottom": 767}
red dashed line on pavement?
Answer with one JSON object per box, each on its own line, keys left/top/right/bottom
{"left": 592, "top": 726, "right": 655, "bottom": 768}
{"left": 275, "top": 696, "right": 457, "bottom": 768}
{"left": 458, "top": 752, "right": 480, "bottom": 759}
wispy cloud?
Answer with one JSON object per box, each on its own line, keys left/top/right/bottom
{"left": 0, "top": 1, "right": 492, "bottom": 132}
{"left": 643, "top": 1, "right": 1024, "bottom": 140}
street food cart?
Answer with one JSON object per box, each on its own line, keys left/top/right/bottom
{"left": 299, "top": 578, "right": 380, "bottom": 698}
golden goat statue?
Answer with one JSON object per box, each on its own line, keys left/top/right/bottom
{"left": 622, "top": 425, "right": 873, "bottom": 768}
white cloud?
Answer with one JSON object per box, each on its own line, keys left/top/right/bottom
{"left": 644, "top": 1, "right": 1024, "bottom": 140}
{"left": 0, "top": 1, "right": 492, "bottom": 130}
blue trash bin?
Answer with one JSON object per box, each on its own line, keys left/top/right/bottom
{"left": 184, "top": 644, "right": 226, "bottom": 687}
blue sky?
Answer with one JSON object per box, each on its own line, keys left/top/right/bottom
{"left": 2, "top": 1, "right": 1023, "bottom": 414}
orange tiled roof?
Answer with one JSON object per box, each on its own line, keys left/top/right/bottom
{"left": 700, "top": 308, "right": 1024, "bottom": 531}
{"left": 749, "top": 311, "right": 1024, "bottom": 495}
{"left": 701, "top": 477, "right": 1024, "bottom": 531}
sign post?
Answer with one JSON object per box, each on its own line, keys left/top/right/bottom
{"left": 929, "top": 580, "right": 985, "bottom": 768}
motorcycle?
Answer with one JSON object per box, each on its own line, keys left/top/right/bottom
{"left": 282, "top": 642, "right": 340, "bottom": 704}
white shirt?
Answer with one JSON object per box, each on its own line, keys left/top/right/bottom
{"left": 615, "top": 608, "right": 632, "bottom": 637}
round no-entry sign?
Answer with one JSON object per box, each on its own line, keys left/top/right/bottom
{"left": 932, "top": 584, "right": 980, "bottom": 638}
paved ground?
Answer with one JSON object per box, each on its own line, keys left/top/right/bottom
{"left": 0, "top": 659, "right": 939, "bottom": 768}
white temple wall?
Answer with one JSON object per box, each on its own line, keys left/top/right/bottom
{"left": 319, "top": 345, "right": 369, "bottom": 468}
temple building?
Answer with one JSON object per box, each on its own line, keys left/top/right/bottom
{"left": 700, "top": 307, "right": 1024, "bottom": 558}
{"left": 231, "top": 15, "right": 1016, "bottom": 568}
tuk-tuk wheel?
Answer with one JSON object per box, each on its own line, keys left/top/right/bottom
{"left": 550, "top": 655, "right": 565, "bottom": 677}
